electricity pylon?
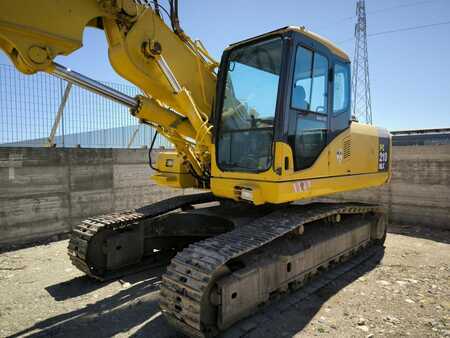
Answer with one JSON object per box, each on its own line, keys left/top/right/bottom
{"left": 352, "top": 0, "right": 373, "bottom": 124}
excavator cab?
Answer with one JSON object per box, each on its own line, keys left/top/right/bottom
{"left": 211, "top": 26, "right": 389, "bottom": 204}
{"left": 215, "top": 27, "right": 350, "bottom": 173}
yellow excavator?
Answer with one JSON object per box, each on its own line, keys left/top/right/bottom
{"left": 0, "top": 1, "right": 391, "bottom": 336}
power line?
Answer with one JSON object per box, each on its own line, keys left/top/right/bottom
{"left": 318, "top": 0, "right": 441, "bottom": 31}
{"left": 338, "top": 19, "right": 450, "bottom": 44}
{"left": 369, "top": 19, "right": 450, "bottom": 37}
{"left": 368, "top": 0, "right": 440, "bottom": 16}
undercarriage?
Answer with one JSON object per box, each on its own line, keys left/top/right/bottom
{"left": 68, "top": 193, "right": 387, "bottom": 337}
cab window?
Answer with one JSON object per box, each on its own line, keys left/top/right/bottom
{"left": 291, "top": 46, "right": 329, "bottom": 114}
{"left": 333, "top": 63, "right": 350, "bottom": 114}
{"left": 289, "top": 46, "right": 329, "bottom": 171}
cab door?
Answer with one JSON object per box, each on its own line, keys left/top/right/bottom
{"left": 283, "top": 33, "right": 352, "bottom": 174}
{"left": 286, "top": 38, "right": 331, "bottom": 172}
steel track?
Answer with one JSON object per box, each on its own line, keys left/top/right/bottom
{"left": 67, "top": 192, "right": 216, "bottom": 281}
{"left": 221, "top": 244, "right": 384, "bottom": 338}
{"left": 160, "top": 203, "right": 384, "bottom": 337}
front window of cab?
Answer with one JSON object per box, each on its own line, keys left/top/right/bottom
{"left": 216, "top": 37, "right": 283, "bottom": 172}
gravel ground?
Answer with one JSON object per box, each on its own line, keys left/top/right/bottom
{"left": 0, "top": 224, "right": 448, "bottom": 338}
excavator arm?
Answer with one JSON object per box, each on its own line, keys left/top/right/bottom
{"left": 0, "top": 0, "right": 217, "bottom": 184}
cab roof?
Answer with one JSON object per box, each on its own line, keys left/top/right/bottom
{"left": 228, "top": 26, "right": 350, "bottom": 62}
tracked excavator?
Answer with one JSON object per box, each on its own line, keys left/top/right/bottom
{"left": 0, "top": 1, "right": 391, "bottom": 336}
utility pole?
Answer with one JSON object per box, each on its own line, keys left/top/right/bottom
{"left": 352, "top": 0, "right": 373, "bottom": 124}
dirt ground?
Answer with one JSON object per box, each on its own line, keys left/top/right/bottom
{"left": 0, "top": 224, "right": 449, "bottom": 338}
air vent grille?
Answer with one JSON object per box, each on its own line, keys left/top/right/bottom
{"left": 343, "top": 137, "right": 351, "bottom": 159}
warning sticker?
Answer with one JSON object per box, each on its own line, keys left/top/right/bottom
{"left": 293, "top": 180, "right": 312, "bottom": 193}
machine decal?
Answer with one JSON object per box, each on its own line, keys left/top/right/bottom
{"left": 336, "top": 149, "right": 343, "bottom": 163}
{"left": 293, "top": 180, "right": 312, "bottom": 193}
{"left": 377, "top": 128, "right": 391, "bottom": 172}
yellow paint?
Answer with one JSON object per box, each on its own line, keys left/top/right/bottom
{"left": 151, "top": 151, "right": 198, "bottom": 188}
{"left": 212, "top": 172, "right": 389, "bottom": 205}
{"left": 0, "top": 1, "right": 216, "bottom": 177}
{"left": 210, "top": 123, "right": 390, "bottom": 204}
{"left": 0, "top": 2, "right": 391, "bottom": 206}
{"left": 0, "top": 1, "right": 105, "bottom": 74}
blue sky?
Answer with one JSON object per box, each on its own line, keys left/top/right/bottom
{"left": 1, "top": 0, "right": 449, "bottom": 131}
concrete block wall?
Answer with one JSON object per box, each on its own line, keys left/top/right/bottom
{"left": 331, "top": 144, "right": 450, "bottom": 229}
{"left": 0, "top": 147, "right": 183, "bottom": 247}
{"left": 1, "top": 145, "right": 449, "bottom": 247}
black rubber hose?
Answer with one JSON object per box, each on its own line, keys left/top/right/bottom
{"left": 148, "top": 131, "right": 161, "bottom": 172}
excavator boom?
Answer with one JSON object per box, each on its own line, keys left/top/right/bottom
{"left": 0, "top": 0, "right": 217, "bottom": 181}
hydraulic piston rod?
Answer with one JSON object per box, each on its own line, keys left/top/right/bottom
{"left": 51, "top": 63, "right": 139, "bottom": 109}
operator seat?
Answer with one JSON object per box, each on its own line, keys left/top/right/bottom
{"left": 292, "top": 85, "right": 309, "bottom": 111}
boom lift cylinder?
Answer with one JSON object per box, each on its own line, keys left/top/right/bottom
{"left": 52, "top": 63, "right": 138, "bottom": 109}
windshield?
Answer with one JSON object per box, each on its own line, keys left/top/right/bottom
{"left": 217, "top": 37, "right": 283, "bottom": 172}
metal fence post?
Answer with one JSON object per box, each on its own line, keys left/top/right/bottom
{"left": 127, "top": 124, "right": 141, "bottom": 148}
{"left": 47, "top": 82, "right": 72, "bottom": 147}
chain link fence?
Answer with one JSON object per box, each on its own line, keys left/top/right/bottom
{"left": 0, "top": 63, "right": 171, "bottom": 149}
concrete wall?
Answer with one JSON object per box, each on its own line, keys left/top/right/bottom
{"left": 332, "top": 144, "right": 450, "bottom": 229}
{"left": 1, "top": 145, "right": 449, "bottom": 247}
{"left": 0, "top": 147, "right": 185, "bottom": 247}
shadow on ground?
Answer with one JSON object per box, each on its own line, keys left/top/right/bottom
{"left": 8, "top": 249, "right": 385, "bottom": 338}
{"left": 131, "top": 249, "right": 385, "bottom": 338}
{"left": 0, "top": 235, "right": 69, "bottom": 254}
{"left": 389, "top": 224, "right": 450, "bottom": 244}
{"left": 45, "top": 275, "right": 108, "bottom": 301}
{"left": 7, "top": 266, "right": 176, "bottom": 338}
{"left": 45, "top": 260, "right": 171, "bottom": 301}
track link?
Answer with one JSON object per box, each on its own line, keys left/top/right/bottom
{"left": 160, "top": 203, "right": 385, "bottom": 337}
{"left": 221, "top": 244, "right": 385, "bottom": 338}
{"left": 68, "top": 192, "right": 216, "bottom": 280}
